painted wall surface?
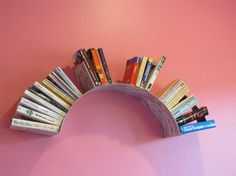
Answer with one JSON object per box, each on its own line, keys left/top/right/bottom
{"left": 0, "top": 0, "right": 235, "bottom": 175}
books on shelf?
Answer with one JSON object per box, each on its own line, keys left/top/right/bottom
{"left": 11, "top": 67, "right": 81, "bottom": 135}
{"left": 10, "top": 48, "right": 215, "bottom": 137}
{"left": 73, "top": 48, "right": 112, "bottom": 92}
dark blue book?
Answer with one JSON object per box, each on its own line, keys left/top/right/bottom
{"left": 98, "top": 48, "right": 112, "bottom": 83}
{"left": 180, "top": 120, "right": 216, "bottom": 134}
{"left": 141, "top": 58, "right": 154, "bottom": 87}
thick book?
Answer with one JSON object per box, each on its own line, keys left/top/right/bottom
{"left": 54, "top": 67, "right": 82, "bottom": 97}
{"left": 165, "top": 85, "right": 190, "bottom": 110}
{"left": 42, "top": 79, "right": 75, "bottom": 105}
{"left": 97, "top": 48, "right": 112, "bottom": 84}
{"left": 75, "top": 49, "right": 101, "bottom": 86}
{"left": 16, "top": 105, "right": 62, "bottom": 126}
{"left": 24, "top": 89, "right": 66, "bottom": 116}
{"left": 19, "top": 97, "right": 64, "bottom": 121}
{"left": 123, "top": 57, "right": 142, "bottom": 85}
{"left": 180, "top": 120, "right": 216, "bottom": 134}
{"left": 135, "top": 57, "right": 148, "bottom": 87}
{"left": 11, "top": 118, "right": 60, "bottom": 135}
{"left": 50, "top": 71, "right": 78, "bottom": 100}
{"left": 140, "top": 57, "right": 154, "bottom": 88}
{"left": 34, "top": 82, "right": 71, "bottom": 110}
{"left": 145, "top": 56, "right": 166, "bottom": 91}
{"left": 171, "top": 95, "right": 198, "bottom": 118}
{"left": 159, "top": 79, "right": 185, "bottom": 103}
{"left": 28, "top": 86, "right": 68, "bottom": 112}
{"left": 88, "top": 48, "right": 108, "bottom": 85}
{"left": 74, "top": 61, "right": 96, "bottom": 92}
{"left": 176, "top": 106, "right": 208, "bottom": 126}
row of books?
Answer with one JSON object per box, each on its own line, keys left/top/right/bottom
{"left": 157, "top": 79, "right": 216, "bottom": 134}
{"left": 11, "top": 67, "right": 82, "bottom": 135}
{"left": 73, "top": 48, "right": 112, "bottom": 93}
{"left": 122, "top": 56, "right": 166, "bottom": 91}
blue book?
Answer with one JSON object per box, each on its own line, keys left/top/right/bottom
{"left": 180, "top": 120, "right": 216, "bottom": 134}
{"left": 141, "top": 58, "right": 154, "bottom": 87}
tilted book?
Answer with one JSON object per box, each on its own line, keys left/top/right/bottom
{"left": 180, "top": 120, "right": 216, "bottom": 134}
{"left": 74, "top": 61, "right": 96, "bottom": 92}
{"left": 16, "top": 105, "right": 62, "bottom": 126}
{"left": 11, "top": 118, "right": 59, "bottom": 135}
{"left": 140, "top": 57, "right": 154, "bottom": 88}
{"left": 88, "top": 48, "right": 108, "bottom": 85}
{"left": 145, "top": 56, "right": 166, "bottom": 91}
{"left": 54, "top": 67, "right": 82, "bottom": 97}
{"left": 98, "top": 48, "right": 112, "bottom": 84}
{"left": 123, "top": 57, "right": 142, "bottom": 85}
{"left": 34, "top": 82, "right": 71, "bottom": 110}
{"left": 19, "top": 97, "right": 64, "bottom": 121}
{"left": 135, "top": 57, "right": 148, "bottom": 87}
{"left": 24, "top": 89, "right": 66, "bottom": 116}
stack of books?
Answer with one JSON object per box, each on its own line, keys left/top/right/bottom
{"left": 157, "top": 79, "right": 216, "bottom": 134}
{"left": 11, "top": 67, "right": 82, "bottom": 135}
{"left": 122, "top": 56, "right": 166, "bottom": 91}
{"left": 73, "top": 48, "right": 112, "bottom": 92}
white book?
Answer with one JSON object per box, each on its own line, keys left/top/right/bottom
{"left": 55, "top": 67, "right": 82, "bottom": 97}
{"left": 34, "top": 82, "right": 70, "bottom": 110}
{"left": 19, "top": 97, "right": 64, "bottom": 121}
{"left": 24, "top": 90, "right": 66, "bottom": 116}
{"left": 145, "top": 56, "right": 166, "bottom": 91}
{"left": 11, "top": 118, "right": 59, "bottom": 135}
{"left": 50, "top": 72, "right": 78, "bottom": 100}
{"left": 16, "top": 105, "right": 62, "bottom": 126}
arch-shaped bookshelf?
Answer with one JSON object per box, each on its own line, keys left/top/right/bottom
{"left": 60, "top": 83, "right": 181, "bottom": 138}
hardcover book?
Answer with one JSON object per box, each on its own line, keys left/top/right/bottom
{"left": 98, "top": 48, "right": 112, "bottom": 84}
{"left": 140, "top": 57, "right": 154, "bottom": 88}
{"left": 123, "top": 57, "right": 142, "bottom": 85}
{"left": 135, "top": 57, "right": 148, "bottom": 87}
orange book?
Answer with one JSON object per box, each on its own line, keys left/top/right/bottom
{"left": 123, "top": 57, "right": 142, "bottom": 85}
{"left": 89, "top": 48, "right": 108, "bottom": 85}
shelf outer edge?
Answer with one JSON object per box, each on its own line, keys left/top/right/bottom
{"left": 61, "top": 83, "right": 181, "bottom": 138}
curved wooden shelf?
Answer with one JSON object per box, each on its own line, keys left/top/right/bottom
{"left": 61, "top": 83, "right": 181, "bottom": 138}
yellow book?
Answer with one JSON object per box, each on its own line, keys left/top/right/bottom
{"left": 165, "top": 85, "right": 190, "bottom": 110}
{"left": 42, "top": 80, "right": 74, "bottom": 105}
{"left": 135, "top": 56, "right": 148, "bottom": 87}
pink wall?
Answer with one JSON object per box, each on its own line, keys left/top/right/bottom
{"left": 0, "top": 0, "right": 235, "bottom": 175}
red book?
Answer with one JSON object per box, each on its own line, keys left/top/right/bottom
{"left": 123, "top": 57, "right": 142, "bottom": 85}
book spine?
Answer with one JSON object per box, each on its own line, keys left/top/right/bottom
{"left": 176, "top": 106, "right": 208, "bottom": 126}
{"left": 141, "top": 57, "right": 154, "bottom": 88}
{"left": 86, "top": 49, "right": 102, "bottom": 86}
{"left": 171, "top": 96, "right": 198, "bottom": 118}
{"left": 79, "top": 49, "right": 101, "bottom": 86}
{"left": 135, "top": 57, "right": 148, "bottom": 87}
{"left": 90, "top": 48, "right": 108, "bottom": 85}
{"left": 74, "top": 62, "right": 96, "bottom": 92}
{"left": 160, "top": 80, "right": 184, "bottom": 103}
{"left": 98, "top": 48, "right": 112, "bottom": 84}
{"left": 11, "top": 118, "right": 60, "bottom": 134}
{"left": 123, "top": 57, "right": 142, "bottom": 85}
{"left": 51, "top": 71, "right": 78, "bottom": 100}
{"left": 24, "top": 90, "right": 66, "bottom": 116}
{"left": 28, "top": 87, "right": 68, "bottom": 112}
{"left": 55, "top": 67, "right": 82, "bottom": 97}
{"left": 16, "top": 106, "right": 61, "bottom": 126}
{"left": 34, "top": 82, "right": 71, "bottom": 110}
{"left": 145, "top": 56, "right": 166, "bottom": 91}
{"left": 42, "top": 80, "right": 75, "bottom": 105}
{"left": 180, "top": 120, "right": 216, "bottom": 134}
{"left": 19, "top": 97, "right": 64, "bottom": 121}
{"left": 165, "top": 86, "right": 190, "bottom": 109}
